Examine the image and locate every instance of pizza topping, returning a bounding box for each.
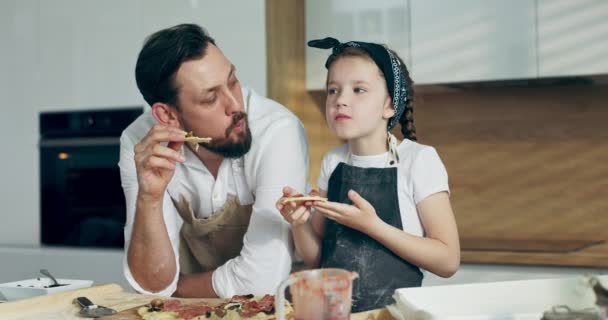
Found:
[230,294,255,302]
[240,294,276,317]
[222,302,241,310]
[140,294,291,319]
[177,305,213,320]
[184,131,212,152]
[159,299,213,320]
[161,299,182,311]
[214,307,226,318]
[150,298,164,310]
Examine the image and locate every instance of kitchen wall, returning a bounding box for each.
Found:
[0,0,266,285]
[0,0,266,246]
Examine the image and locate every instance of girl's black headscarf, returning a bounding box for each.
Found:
[308,37,407,130]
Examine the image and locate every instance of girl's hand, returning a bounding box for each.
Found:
[313,190,382,233]
[276,187,319,227]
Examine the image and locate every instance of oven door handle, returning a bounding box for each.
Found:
[39,137,120,147]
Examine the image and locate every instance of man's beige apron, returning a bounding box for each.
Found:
[173,195,252,274]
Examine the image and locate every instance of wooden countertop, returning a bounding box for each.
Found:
[460,237,608,268]
[0,284,392,320]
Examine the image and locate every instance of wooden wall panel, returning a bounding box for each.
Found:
[414,84,608,242]
[266,0,340,189]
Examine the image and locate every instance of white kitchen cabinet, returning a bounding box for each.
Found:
[0,0,38,104]
[37,0,144,110]
[35,0,268,108]
[0,0,40,246]
[537,0,608,77]
[409,0,537,84]
[140,0,268,96]
[306,0,411,90]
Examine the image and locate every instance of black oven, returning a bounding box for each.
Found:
[40,108,142,248]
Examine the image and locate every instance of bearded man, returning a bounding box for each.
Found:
[118,23,308,298]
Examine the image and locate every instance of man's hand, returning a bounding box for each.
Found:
[313,190,383,234]
[134,124,187,201]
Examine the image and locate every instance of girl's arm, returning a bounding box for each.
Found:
[367,191,460,277]
[292,189,327,268]
[276,189,327,268]
[314,190,460,277]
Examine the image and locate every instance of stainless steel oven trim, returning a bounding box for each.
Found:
[39,137,120,147]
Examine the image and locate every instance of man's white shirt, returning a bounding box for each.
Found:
[119,87,309,298]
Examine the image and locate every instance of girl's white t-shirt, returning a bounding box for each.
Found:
[317,139,449,237]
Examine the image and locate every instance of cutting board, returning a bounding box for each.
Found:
[460,237,604,253]
[0,283,129,320]
[0,283,392,320]
[99,298,394,320]
[100,297,227,320]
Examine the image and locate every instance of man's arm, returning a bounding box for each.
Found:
[127,193,178,292]
[119,124,186,294]
[212,117,309,297]
[174,272,216,297]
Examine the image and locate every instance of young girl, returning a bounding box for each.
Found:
[276,37,460,312]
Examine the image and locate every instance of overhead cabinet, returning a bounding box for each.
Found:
[306,0,411,90]
[409,0,537,84]
[537,0,608,78]
[305,0,608,88]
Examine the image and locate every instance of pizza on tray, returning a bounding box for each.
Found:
[137,294,293,320]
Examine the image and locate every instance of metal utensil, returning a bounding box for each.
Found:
[541,305,600,320]
[40,269,62,288]
[74,296,117,318]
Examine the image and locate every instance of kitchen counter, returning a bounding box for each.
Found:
[391,275,608,318]
[0,284,391,320]
[460,237,608,268]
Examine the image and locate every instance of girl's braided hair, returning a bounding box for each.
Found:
[390,48,417,141]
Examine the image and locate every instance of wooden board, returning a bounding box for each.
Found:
[460,237,604,253]
[462,241,608,268]
[0,284,125,320]
[100,297,226,320]
[102,303,392,320]
[99,297,293,320]
[0,282,392,320]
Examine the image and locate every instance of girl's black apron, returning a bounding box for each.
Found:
[320,162,422,312]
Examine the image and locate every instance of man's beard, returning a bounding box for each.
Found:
[200,112,252,158]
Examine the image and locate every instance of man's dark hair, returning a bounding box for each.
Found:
[135,24,216,108]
